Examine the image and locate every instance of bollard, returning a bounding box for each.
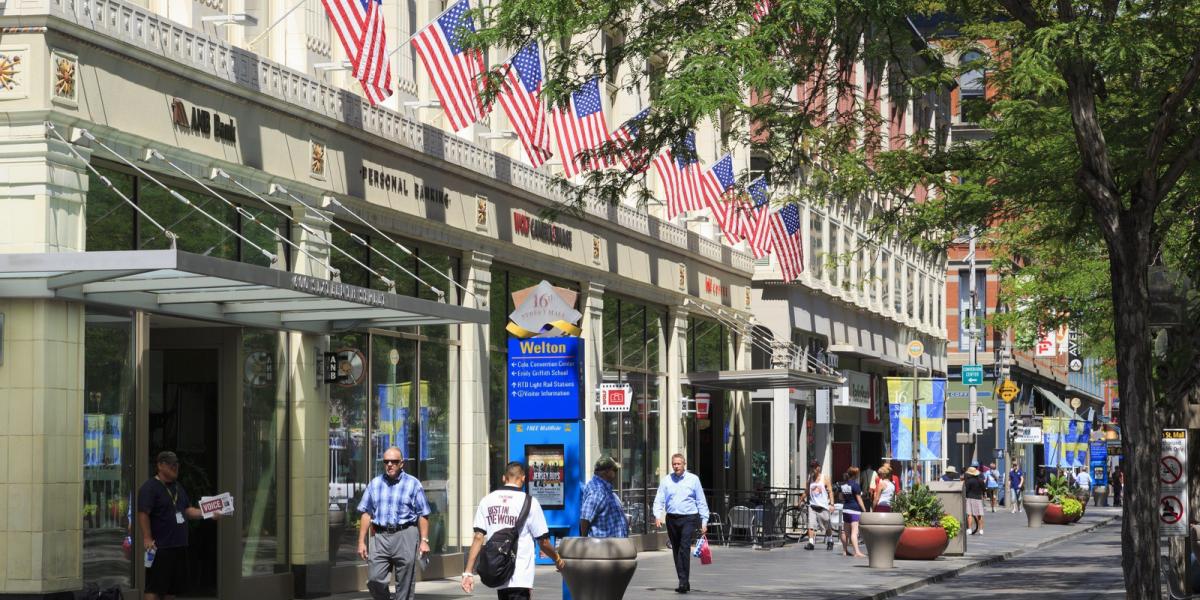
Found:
[1023,494,1050,528]
[860,512,906,569]
[559,537,638,600]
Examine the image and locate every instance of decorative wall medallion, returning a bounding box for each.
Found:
[592,237,601,262]
[53,54,77,100]
[678,264,686,291]
[310,140,325,178]
[475,195,488,227]
[745,288,751,308]
[0,52,22,92]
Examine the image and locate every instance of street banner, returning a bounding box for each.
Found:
[1160,430,1188,537]
[1043,417,1091,469]
[886,378,946,461]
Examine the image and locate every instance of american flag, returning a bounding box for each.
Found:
[751,0,773,21]
[656,132,707,219]
[611,108,651,173]
[551,78,615,178]
[497,42,551,168]
[700,154,747,243]
[745,177,773,258]
[411,0,487,132]
[321,0,393,104]
[768,203,804,281]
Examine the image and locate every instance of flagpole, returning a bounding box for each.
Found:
[247,0,310,48]
[388,0,476,60]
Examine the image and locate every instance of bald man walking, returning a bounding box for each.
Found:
[357,447,431,600]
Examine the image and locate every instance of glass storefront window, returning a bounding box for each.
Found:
[332,229,371,288]
[240,329,289,576]
[418,338,458,553]
[83,308,136,589]
[139,186,238,260]
[86,167,136,251]
[329,332,369,565]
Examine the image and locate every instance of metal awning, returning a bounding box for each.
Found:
[683,368,844,391]
[0,250,487,334]
[1034,386,1078,419]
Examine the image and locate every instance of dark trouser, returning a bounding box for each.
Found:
[498,588,531,600]
[666,513,701,588]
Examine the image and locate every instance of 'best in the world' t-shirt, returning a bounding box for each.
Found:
[472,486,550,590]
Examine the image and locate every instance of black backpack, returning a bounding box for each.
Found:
[475,492,533,588]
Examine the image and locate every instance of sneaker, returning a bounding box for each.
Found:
[978,530,983,535]
[805,542,815,550]
[968,530,976,535]
[826,541,834,551]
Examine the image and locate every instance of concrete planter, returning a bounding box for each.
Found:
[559,537,638,600]
[1023,494,1050,528]
[860,512,906,568]
[895,526,949,560]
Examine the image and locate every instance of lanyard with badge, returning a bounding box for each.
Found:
[162,480,185,524]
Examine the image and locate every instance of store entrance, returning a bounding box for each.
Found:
[147,321,234,597]
[148,347,220,597]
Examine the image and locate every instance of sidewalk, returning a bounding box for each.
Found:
[324,506,1121,600]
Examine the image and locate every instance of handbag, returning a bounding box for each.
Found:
[697,535,713,565]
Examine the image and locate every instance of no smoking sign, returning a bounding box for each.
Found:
[1160,455,1183,485]
[1159,429,1189,537]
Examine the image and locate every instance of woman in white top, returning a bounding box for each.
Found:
[804,462,834,550]
[872,465,896,512]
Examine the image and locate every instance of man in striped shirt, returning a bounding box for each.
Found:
[357,447,432,600]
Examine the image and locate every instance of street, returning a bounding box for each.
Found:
[327,508,1123,599]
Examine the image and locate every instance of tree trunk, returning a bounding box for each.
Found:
[1108,225,1160,600]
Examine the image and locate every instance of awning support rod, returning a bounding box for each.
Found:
[147,150,340,279]
[46,124,178,246]
[80,130,278,265]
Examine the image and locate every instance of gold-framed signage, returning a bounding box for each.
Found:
[506,280,582,338]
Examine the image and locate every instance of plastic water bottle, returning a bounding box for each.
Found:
[144,548,156,568]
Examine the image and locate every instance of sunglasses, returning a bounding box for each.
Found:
[383,459,402,465]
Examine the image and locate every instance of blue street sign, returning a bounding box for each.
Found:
[962,365,984,386]
[507,337,583,421]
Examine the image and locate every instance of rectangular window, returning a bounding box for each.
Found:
[83,308,136,588]
[85,166,136,251]
[958,269,986,351]
[139,185,238,260]
[328,332,369,565]
[808,212,825,280]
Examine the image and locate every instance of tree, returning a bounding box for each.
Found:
[471,0,1200,597]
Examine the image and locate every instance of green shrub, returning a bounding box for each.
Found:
[1061,497,1083,518]
[1045,473,1075,504]
[891,485,947,527]
[940,514,961,539]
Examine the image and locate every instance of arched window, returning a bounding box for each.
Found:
[959,50,985,120]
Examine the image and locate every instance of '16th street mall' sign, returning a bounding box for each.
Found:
[1159,429,1189,536]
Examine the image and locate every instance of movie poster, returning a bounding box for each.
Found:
[526,444,565,508]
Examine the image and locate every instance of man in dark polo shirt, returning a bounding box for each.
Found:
[137,451,217,600]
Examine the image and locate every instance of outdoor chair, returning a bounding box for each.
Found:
[1163,562,1200,599]
[706,512,726,546]
[727,506,758,544]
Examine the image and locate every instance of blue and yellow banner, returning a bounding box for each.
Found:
[1043,417,1091,468]
[886,378,946,461]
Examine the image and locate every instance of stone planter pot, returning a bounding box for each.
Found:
[895,526,949,560]
[860,512,906,568]
[1023,494,1050,528]
[559,537,638,600]
[1042,503,1072,525]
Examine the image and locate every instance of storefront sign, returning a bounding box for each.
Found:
[507,281,582,337]
[703,276,725,301]
[513,211,573,249]
[169,98,237,144]
[834,370,870,409]
[291,274,387,306]
[321,352,340,384]
[360,165,451,206]
[1014,426,1042,444]
[695,393,711,419]
[1160,429,1188,536]
[507,337,583,420]
[597,384,632,412]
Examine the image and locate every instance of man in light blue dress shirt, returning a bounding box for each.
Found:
[653,453,708,594]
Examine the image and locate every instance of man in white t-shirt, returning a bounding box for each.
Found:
[1075,467,1092,492]
[461,462,565,599]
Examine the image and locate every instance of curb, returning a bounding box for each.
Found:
[856,514,1120,600]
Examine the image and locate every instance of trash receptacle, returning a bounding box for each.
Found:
[927,481,965,556]
[559,537,638,600]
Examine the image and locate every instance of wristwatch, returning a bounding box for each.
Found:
[422,537,430,543]
[462,572,473,578]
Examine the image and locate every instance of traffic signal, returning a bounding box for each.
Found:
[983,406,994,430]
[1008,418,1020,441]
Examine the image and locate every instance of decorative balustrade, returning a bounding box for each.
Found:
[44,0,755,274]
